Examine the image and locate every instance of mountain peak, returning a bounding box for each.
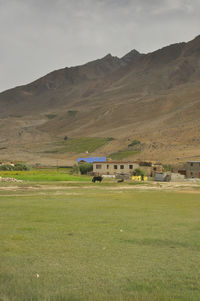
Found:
[121,49,141,63]
[104,53,113,58]
[101,53,116,60]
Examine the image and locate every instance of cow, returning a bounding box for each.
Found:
[92,176,103,183]
[117,179,124,183]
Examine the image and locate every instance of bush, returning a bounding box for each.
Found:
[14,163,30,171]
[79,163,93,175]
[163,164,172,172]
[0,164,14,171]
[128,140,141,147]
[133,168,145,177]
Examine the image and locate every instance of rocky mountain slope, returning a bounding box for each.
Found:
[0,35,200,165]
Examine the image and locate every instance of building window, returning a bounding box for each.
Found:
[191,163,193,166]
[191,172,193,176]
[96,164,102,169]
[107,165,109,169]
[120,165,124,169]
[114,165,118,169]
[129,165,133,169]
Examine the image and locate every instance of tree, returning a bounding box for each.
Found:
[133,168,145,180]
[70,164,79,175]
[163,164,171,172]
[79,163,93,175]
[14,163,30,171]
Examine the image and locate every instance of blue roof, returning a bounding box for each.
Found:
[77,157,106,163]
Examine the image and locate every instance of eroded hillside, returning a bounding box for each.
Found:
[0,35,200,165]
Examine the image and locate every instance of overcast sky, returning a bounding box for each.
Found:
[0,0,200,92]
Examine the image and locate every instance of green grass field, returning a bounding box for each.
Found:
[0,168,91,182]
[0,183,200,301]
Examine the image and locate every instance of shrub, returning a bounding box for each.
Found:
[70,164,80,175]
[128,140,141,147]
[68,110,78,117]
[163,164,172,172]
[79,163,93,175]
[0,164,14,171]
[133,168,145,177]
[14,163,30,171]
[45,114,57,119]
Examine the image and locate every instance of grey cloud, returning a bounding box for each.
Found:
[0,0,200,91]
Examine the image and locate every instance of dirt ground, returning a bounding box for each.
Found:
[0,180,200,194]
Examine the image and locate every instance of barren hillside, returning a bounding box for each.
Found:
[0,35,200,165]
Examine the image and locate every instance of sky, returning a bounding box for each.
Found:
[0,0,200,92]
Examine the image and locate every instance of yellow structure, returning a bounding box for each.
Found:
[131,176,147,181]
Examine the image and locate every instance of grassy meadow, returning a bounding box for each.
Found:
[44,137,112,154]
[0,181,200,301]
[109,150,140,160]
[0,168,91,182]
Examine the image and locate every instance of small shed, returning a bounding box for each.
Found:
[155,172,171,182]
[155,172,185,182]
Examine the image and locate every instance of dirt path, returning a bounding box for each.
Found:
[0,181,200,194]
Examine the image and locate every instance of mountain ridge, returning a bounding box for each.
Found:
[0,34,200,165]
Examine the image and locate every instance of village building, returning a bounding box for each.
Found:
[93,161,139,176]
[186,161,200,178]
[93,160,164,177]
[77,157,106,164]
[137,161,163,177]
[177,169,186,177]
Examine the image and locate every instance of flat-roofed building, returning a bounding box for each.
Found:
[138,161,163,177]
[93,161,139,176]
[186,161,200,178]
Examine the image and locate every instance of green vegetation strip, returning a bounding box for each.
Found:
[0,168,90,182]
[46,137,113,154]
[0,187,200,300]
[109,149,139,160]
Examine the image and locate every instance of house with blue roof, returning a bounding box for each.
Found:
[77,157,106,164]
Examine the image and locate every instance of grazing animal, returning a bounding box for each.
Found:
[92,176,103,183]
[117,179,124,183]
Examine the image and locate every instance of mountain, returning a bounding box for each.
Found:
[0,35,200,165]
